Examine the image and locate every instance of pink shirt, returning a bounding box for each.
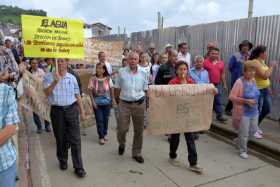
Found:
[203,58,224,84]
[229,78,244,130]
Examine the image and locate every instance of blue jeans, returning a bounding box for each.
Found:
[94,105,111,139]
[0,162,16,187]
[214,84,223,118]
[258,88,272,125]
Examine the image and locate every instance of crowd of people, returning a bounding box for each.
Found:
[0,36,278,186]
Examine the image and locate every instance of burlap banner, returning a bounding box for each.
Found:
[21,71,95,128]
[21,71,51,121]
[147,84,215,135]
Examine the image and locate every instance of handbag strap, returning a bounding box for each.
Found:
[93,77,110,93]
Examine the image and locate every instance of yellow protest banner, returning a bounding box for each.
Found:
[21,15,84,59]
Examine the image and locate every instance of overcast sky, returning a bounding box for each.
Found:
[2,0,280,35]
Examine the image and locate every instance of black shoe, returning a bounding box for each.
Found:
[133,156,144,164]
[217,116,228,122]
[37,129,43,134]
[225,110,232,116]
[169,152,177,160]
[118,146,125,155]
[59,162,68,170]
[74,168,87,178]
[45,126,51,132]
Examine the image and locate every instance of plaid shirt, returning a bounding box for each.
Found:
[0,47,19,86]
[0,83,20,172]
[43,72,80,106]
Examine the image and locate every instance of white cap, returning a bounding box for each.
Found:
[165,43,173,49]
[3,36,15,43]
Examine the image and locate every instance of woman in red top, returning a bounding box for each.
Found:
[168,61,203,174]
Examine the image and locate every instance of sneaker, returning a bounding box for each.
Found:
[257,129,263,135]
[99,139,105,145]
[188,165,203,174]
[104,136,108,141]
[169,158,181,167]
[217,116,228,123]
[254,131,263,139]
[240,152,249,159]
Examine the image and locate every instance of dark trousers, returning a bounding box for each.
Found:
[33,112,50,130]
[169,133,197,166]
[225,82,235,112]
[93,105,111,139]
[258,88,272,125]
[225,100,233,112]
[50,103,83,169]
[214,84,223,118]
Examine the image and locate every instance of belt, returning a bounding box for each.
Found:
[51,102,77,110]
[121,97,145,105]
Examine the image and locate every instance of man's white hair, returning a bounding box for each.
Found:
[128,51,139,59]
[194,55,204,62]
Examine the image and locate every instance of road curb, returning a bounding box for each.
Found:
[210,123,280,163]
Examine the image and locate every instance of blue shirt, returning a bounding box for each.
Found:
[228,52,249,87]
[189,67,210,84]
[242,80,260,117]
[0,83,20,172]
[43,72,80,106]
[114,66,148,101]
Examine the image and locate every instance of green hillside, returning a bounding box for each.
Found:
[0,5,47,25]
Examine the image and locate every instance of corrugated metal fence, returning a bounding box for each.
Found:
[129,15,280,120]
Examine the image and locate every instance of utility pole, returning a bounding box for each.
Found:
[248,0,254,18]
[117,25,120,35]
[157,12,161,30]
[123,27,126,35]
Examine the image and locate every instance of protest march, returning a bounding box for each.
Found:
[1,2,280,187]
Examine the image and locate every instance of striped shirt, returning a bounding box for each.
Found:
[0,83,20,172]
[114,66,148,101]
[43,72,80,106]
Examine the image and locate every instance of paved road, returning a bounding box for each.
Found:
[26,113,280,187]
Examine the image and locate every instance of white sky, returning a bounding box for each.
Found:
[2,0,280,35]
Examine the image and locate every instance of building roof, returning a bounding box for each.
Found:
[91,22,112,30]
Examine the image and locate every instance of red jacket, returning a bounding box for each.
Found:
[169,76,193,85]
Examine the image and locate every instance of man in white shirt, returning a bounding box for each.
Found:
[177,42,192,68]
[95,52,112,76]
